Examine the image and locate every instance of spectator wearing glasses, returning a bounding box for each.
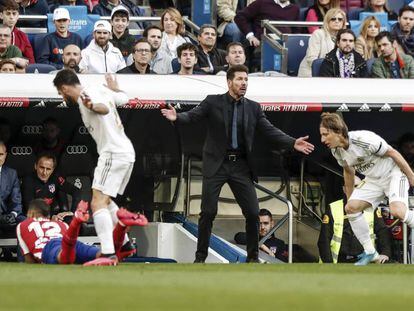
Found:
[298,8,347,77]
[36,8,83,70]
[117,38,153,74]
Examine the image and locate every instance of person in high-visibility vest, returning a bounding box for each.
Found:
[318,199,393,263]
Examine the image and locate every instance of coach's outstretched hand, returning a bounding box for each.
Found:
[294,136,314,155]
[161,104,177,121]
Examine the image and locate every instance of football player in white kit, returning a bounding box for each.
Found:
[53,69,142,265]
[320,113,414,265]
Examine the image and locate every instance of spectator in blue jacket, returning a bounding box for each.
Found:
[14,0,48,28]
[92,0,147,29]
[0,141,25,238]
[36,8,83,69]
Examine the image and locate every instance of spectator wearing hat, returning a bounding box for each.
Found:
[79,20,126,73]
[36,8,83,69]
[110,5,135,57]
[92,0,147,29]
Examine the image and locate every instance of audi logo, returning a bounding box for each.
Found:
[11,146,33,155]
[78,126,93,135]
[66,145,88,154]
[22,125,42,135]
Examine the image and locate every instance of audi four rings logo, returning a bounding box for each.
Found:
[22,125,42,135]
[66,145,88,154]
[78,126,93,134]
[11,146,33,155]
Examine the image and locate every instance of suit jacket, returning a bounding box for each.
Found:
[176,93,295,181]
[0,166,23,216]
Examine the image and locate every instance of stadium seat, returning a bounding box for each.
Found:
[388,0,406,14]
[32,33,48,62]
[171,58,180,73]
[284,34,311,76]
[299,7,309,21]
[26,63,57,73]
[5,146,36,177]
[311,58,324,77]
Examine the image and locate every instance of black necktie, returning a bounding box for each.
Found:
[231,102,238,149]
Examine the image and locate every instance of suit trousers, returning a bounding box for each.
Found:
[195,158,260,261]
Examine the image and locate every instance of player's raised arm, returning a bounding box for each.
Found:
[104,73,129,106]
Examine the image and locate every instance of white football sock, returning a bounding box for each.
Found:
[93,208,115,255]
[348,212,376,254]
[108,200,130,246]
[403,208,414,228]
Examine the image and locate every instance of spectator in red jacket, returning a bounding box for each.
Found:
[0,0,34,63]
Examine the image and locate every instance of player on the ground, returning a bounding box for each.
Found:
[320,113,414,265]
[17,199,147,265]
[52,70,136,265]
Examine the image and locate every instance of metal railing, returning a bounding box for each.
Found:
[254,182,293,264]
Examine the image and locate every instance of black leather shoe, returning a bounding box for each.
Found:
[194,258,206,263]
[245,257,260,263]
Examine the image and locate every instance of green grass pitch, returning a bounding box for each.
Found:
[0,263,412,310]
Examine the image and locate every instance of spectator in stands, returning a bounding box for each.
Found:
[0,25,28,70]
[398,132,414,168]
[305,0,340,34]
[49,0,88,14]
[235,0,300,49]
[50,44,83,74]
[79,20,126,73]
[0,0,34,64]
[22,152,81,215]
[319,29,368,77]
[176,42,200,75]
[36,8,83,70]
[0,59,16,73]
[110,5,135,58]
[33,117,66,160]
[159,7,189,59]
[0,141,25,238]
[142,25,172,74]
[117,38,153,74]
[15,0,48,28]
[361,0,397,20]
[298,8,347,77]
[391,6,414,58]
[355,16,380,60]
[217,0,243,45]
[371,31,414,78]
[216,42,246,75]
[92,0,147,29]
[195,24,227,74]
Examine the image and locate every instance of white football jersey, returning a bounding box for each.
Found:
[77,85,135,161]
[332,130,394,179]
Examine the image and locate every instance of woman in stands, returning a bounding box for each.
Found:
[355,16,380,60]
[306,0,340,34]
[361,0,397,20]
[298,8,347,77]
[159,7,189,59]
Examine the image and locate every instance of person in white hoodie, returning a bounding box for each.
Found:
[79,20,126,73]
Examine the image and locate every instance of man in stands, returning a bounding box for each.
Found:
[371,31,414,78]
[110,5,135,58]
[79,20,126,73]
[391,5,414,58]
[216,42,247,75]
[176,42,200,75]
[117,38,153,74]
[0,141,25,238]
[0,59,16,73]
[17,199,147,265]
[0,25,28,70]
[319,29,368,78]
[195,24,227,74]
[235,0,299,48]
[142,25,172,74]
[0,0,34,64]
[14,0,48,28]
[22,152,81,216]
[92,0,147,30]
[36,8,83,69]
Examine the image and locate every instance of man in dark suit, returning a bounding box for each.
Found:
[161,65,314,262]
[0,141,25,237]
